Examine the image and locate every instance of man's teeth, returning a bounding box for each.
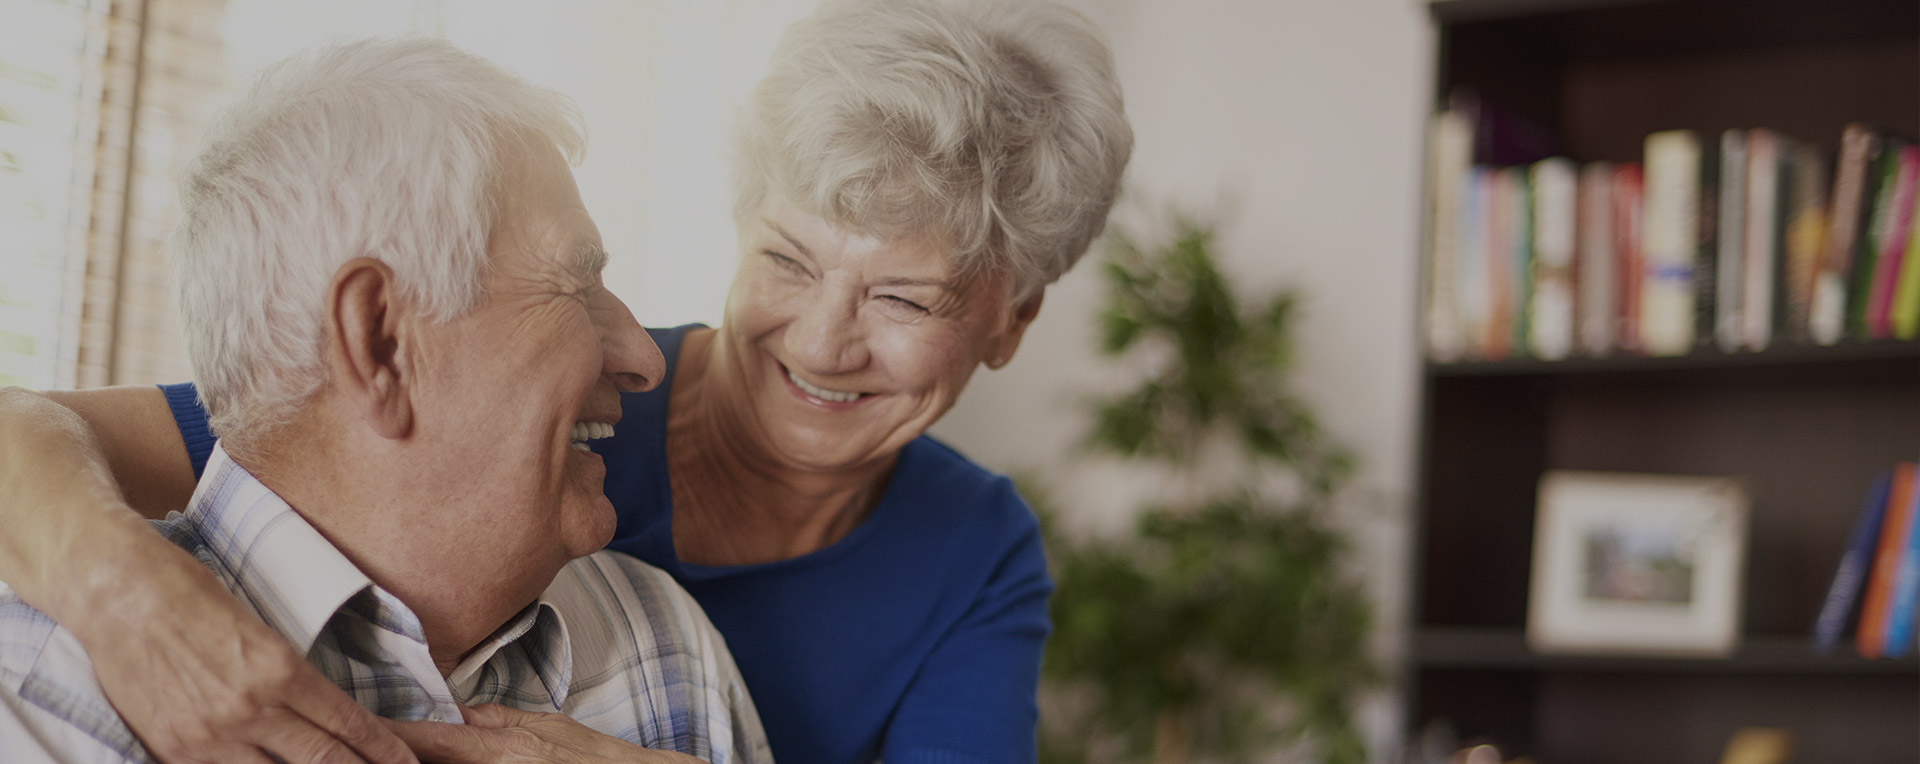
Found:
[569,421,615,449]
[787,369,861,403]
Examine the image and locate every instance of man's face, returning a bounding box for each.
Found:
[405,143,661,575]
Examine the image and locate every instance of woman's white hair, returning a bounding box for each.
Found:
[170,38,584,443]
[733,0,1133,301]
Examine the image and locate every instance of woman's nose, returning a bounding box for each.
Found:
[785,291,868,375]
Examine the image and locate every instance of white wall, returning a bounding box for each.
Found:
[930,0,1434,758]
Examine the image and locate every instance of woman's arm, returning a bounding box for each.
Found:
[880,497,1053,764]
[0,386,416,764]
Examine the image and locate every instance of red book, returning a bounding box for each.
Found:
[1612,164,1645,353]
[1860,462,1918,658]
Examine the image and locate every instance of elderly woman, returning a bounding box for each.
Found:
[0,1,1130,763]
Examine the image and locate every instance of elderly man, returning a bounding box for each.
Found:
[0,39,768,764]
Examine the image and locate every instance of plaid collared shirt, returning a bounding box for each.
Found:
[0,443,770,764]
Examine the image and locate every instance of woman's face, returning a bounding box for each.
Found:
[720,195,1041,473]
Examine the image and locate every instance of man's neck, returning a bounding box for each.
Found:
[227,439,550,677]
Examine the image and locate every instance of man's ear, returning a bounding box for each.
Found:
[985,290,1045,370]
[323,258,412,440]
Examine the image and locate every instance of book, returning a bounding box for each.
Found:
[1859,462,1918,658]
[1852,139,1909,338]
[1642,130,1701,355]
[1742,130,1790,351]
[1695,134,1721,349]
[1812,470,1893,652]
[1884,461,1920,658]
[1896,188,1920,339]
[1810,125,1883,345]
[1488,168,1517,359]
[1531,158,1577,360]
[1425,111,1472,361]
[1579,162,1617,355]
[1511,168,1536,355]
[1782,146,1829,342]
[1866,146,1919,339]
[1613,164,1645,353]
[1716,130,1747,352]
[1460,168,1493,357]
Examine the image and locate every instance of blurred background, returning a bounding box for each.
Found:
[2,0,1915,762]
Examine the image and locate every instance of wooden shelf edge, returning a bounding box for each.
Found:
[1414,627,1920,674]
[1429,0,1674,25]
[1425,339,1920,377]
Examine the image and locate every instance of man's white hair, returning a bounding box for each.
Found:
[171,38,585,443]
[733,0,1133,302]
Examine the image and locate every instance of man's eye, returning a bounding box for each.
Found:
[882,295,928,313]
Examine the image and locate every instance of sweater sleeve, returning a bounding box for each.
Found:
[880,485,1053,764]
[157,382,216,479]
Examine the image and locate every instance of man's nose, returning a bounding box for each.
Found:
[598,289,664,393]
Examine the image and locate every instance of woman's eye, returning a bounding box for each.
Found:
[764,250,809,275]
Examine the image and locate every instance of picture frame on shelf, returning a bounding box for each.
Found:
[1527,470,1750,656]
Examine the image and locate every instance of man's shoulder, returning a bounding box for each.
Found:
[0,587,149,762]
[548,552,710,646]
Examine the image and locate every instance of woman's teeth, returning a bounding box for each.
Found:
[570,421,614,452]
[787,369,861,403]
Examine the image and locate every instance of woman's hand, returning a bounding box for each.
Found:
[383,704,706,764]
[78,521,420,764]
[0,387,415,764]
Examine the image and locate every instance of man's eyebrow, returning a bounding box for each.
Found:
[873,275,957,290]
[575,242,609,278]
[765,220,813,259]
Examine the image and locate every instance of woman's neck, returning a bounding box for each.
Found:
[664,328,893,566]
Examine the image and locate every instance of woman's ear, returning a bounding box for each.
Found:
[323,258,413,439]
[985,291,1045,370]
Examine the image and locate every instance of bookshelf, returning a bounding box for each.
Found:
[1410,1,1920,762]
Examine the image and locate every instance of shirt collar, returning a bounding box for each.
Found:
[185,443,574,704]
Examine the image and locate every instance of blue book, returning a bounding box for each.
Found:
[1883,465,1920,658]
[1813,471,1893,651]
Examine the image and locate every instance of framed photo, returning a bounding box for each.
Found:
[1527,470,1749,656]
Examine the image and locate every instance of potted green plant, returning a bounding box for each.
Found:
[1037,211,1377,764]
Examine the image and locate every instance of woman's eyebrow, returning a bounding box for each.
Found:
[765,220,813,258]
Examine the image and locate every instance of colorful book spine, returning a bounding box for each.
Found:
[1813,471,1894,652]
[1742,130,1784,351]
[1613,164,1645,353]
[1860,463,1918,658]
[1579,162,1617,355]
[1783,147,1829,342]
[1642,131,1701,355]
[1852,139,1907,338]
[1896,188,1920,340]
[1531,158,1577,360]
[1811,125,1882,345]
[1716,130,1747,352]
[1866,146,1919,338]
[1884,461,1920,658]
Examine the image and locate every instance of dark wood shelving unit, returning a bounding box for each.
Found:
[1409,1,1920,763]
